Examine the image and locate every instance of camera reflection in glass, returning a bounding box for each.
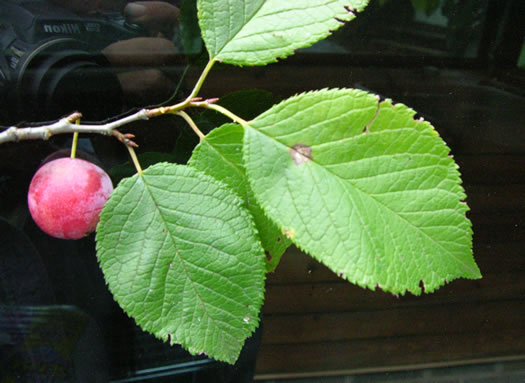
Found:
[0,0,181,123]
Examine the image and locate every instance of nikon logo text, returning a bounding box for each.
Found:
[43,23,81,34]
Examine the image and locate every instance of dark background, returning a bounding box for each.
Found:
[1,0,524,381]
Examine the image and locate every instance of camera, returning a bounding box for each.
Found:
[0,0,147,123]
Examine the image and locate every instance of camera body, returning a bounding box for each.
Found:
[0,0,146,122]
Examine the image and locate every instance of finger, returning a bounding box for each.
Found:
[103,37,179,68]
[124,2,180,35]
[117,69,176,106]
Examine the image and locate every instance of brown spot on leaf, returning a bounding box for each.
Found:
[290,144,312,166]
[265,250,272,262]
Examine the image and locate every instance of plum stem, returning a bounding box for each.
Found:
[71,122,79,159]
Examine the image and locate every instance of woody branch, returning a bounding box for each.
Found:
[0,109,153,145]
[0,96,225,147]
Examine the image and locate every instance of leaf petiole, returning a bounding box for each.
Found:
[145,59,217,118]
[187,58,216,102]
[126,145,143,175]
[192,101,248,126]
[175,111,205,140]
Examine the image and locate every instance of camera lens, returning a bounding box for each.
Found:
[17,39,123,121]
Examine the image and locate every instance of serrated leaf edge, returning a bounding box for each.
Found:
[199,1,370,66]
[243,88,479,295]
[96,162,266,363]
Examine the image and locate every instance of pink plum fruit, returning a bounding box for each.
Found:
[28,157,113,239]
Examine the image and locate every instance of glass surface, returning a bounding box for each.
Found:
[323,0,488,59]
[0,0,523,382]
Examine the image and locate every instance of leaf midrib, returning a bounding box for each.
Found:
[245,117,476,278]
[137,171,232,356]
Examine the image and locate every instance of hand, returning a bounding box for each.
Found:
[49,0,181,107]
[103,2,181,106]
[123,1,180,39]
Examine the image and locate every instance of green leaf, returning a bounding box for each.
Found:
[189,123,290,272]
[198,0,370,66]
[243,88,481,295]
[96,163,266,363]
